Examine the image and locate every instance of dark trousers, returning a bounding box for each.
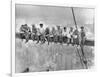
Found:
[63,36,68,43]
[54,35,58,43]
[59,35,63,43]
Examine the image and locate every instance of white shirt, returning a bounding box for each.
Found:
[62,30,67,36]
[39,27,44,34]
[37,27,45,35]
[67,31,74,38]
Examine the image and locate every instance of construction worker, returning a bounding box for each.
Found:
[62,27,68,43]
[80,26,86,45]
[51,27,56,43]
[20,25,25,33]
[79,26,88,68]
[51,27,56,36]
[45,27,50,44]
[73,28,79,45]
[68,27,74,45]
[31,24,37,34]
[31,24,37,41]
[56,25,63,44]
[37,23,45,44]
[20,24,31,43]
[20,24,30,33]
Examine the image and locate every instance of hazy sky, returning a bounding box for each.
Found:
[15,4,94,39]
[16,4,94,24]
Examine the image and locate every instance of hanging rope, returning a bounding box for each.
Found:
[71,7,88,69]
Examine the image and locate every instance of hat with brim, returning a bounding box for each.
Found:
[40,23,43,27]
[81,26,84,29]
